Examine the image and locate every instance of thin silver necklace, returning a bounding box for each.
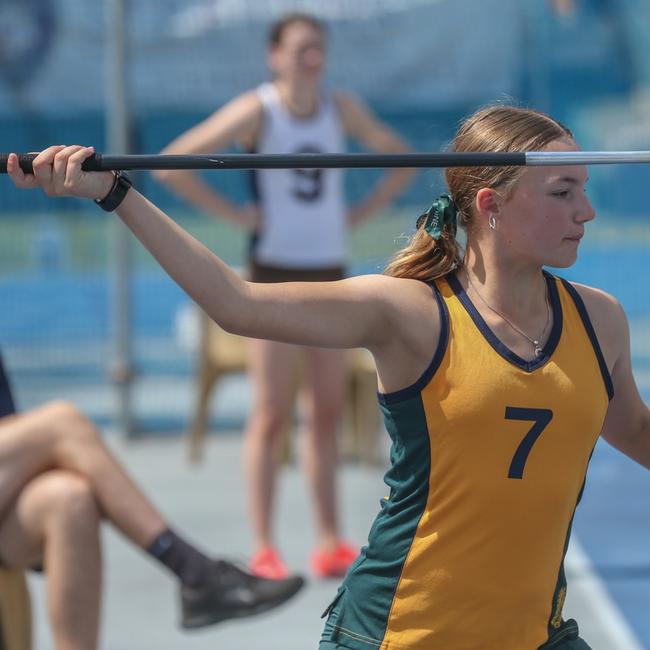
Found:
[464,271,551,358]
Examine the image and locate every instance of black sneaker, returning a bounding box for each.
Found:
[180,559,305,629]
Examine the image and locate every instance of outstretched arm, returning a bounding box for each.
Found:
[110,186,394,349]
[7,146,398,353]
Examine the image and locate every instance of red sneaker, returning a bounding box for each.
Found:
[311,542,358,579]
[249,546,290,580]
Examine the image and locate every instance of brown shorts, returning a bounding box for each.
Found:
[248,261,345,284]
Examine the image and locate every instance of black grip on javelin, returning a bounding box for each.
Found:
[0,152,104,174]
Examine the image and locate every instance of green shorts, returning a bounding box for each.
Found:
[548,638,592,650]
[540,618,592,650]
[318,616,592,650]
[319,634,591,650]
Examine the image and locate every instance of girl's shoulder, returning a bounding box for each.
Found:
[563,279,623,319]
[564,280,627,370]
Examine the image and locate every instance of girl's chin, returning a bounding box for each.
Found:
[544,253,578,269]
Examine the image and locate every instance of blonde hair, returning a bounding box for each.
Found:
[385,105,573,282]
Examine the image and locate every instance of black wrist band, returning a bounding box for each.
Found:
[94,170,132,212]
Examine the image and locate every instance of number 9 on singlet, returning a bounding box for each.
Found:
[292,145,324,202]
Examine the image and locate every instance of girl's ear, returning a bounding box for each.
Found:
[475,187,501,217]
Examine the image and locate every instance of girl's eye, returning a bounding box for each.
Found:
[552,190,570,198]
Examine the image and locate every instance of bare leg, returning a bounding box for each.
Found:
[0,402,165,548]
[0,404,305,637]
[243,339,298,550]
[300,347,346,551]
[0,470,102,650]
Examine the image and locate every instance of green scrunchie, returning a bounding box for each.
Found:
[416,193,458,240]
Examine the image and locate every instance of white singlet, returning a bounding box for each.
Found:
[250,82,347,269]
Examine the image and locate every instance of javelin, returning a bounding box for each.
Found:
[1,151,650,174]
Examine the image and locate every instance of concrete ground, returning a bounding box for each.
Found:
[25,430,644,650]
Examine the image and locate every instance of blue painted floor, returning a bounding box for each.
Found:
[573,435,650,647]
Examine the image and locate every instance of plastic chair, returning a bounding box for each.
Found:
[186,309,382,465]
[0,568,31,650]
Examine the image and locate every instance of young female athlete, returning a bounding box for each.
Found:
[154,11,414,580]
[8,103,649,649]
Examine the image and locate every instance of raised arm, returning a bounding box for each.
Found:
[7,146,438,387]
[152,91,263,230]
[114,185,394,350]
[335,91,416,226]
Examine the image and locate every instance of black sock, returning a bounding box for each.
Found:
[146,528,213,587]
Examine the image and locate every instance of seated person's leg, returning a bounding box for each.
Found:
[0,470,101,650]
[0,400,165,547]
[0,403,304,632]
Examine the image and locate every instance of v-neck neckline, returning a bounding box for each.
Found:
[445,271,563,373]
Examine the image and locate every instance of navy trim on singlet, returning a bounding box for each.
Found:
[446,270,563,373]
[377,281,449,406]
[558,278,614,401]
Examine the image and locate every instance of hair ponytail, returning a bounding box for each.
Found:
[386,104,573,282]
[384,221,462,282]
[385,193,463,281]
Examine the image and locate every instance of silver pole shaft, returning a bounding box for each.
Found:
[526,151,650,165]
[106,0,134,437]
[6,150,650,172]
